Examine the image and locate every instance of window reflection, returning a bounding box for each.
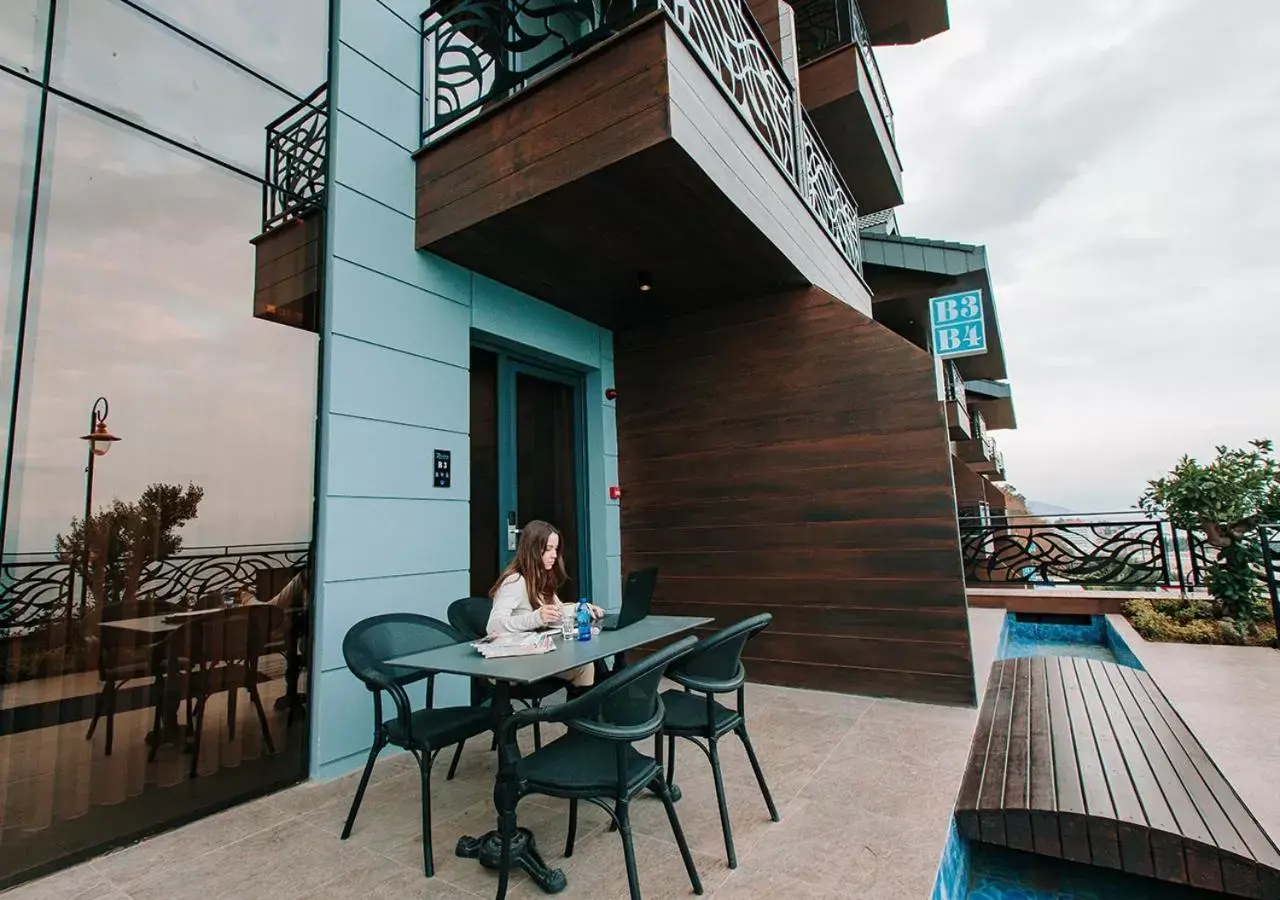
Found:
[138,0,328,98]
[52,0,301,172]
[0,73,40,505]
[0,0,48,77]
[0,93,318,882]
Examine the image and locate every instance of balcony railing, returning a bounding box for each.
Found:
[791,0,894,140]
[970,408,987,444]
[944,361,968,414]
[262,84,329,233]
[419,0,863,275]
[1263,524,1280,632]
[0,543,310,634]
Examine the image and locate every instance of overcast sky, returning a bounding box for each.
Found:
[876,0,1280,513]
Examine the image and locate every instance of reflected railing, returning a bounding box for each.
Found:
[418,0,863,275]
[262,83,329,233]
[0,542,310,635]
[790,0,894,139]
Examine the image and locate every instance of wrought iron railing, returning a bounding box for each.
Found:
[944,361,967,413]
[262,83,329,233]
[959,514,1275,604]
[418,0,863,275]
[1263,524,1280,630]
[791,0,894,139]
[970,408,987,444]
[0,543,310,633]
[986,439,1004,475]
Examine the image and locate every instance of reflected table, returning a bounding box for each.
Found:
[389,614,711,894]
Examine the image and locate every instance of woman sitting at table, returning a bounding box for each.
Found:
[488,520,603,690]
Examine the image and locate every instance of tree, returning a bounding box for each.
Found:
[55,482,204,617]
[1138,440,1280,626]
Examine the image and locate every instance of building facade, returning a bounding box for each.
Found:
[0,0,1015,886]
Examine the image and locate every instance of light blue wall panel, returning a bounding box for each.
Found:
[323,496,469,583]
[327,336,468,430]
[328,258,470,364]
[327,415,469,501]
[333,43,418,151]
[329,187,471,301]
[473,275,601,367]
[316,569,470,673]
[330,114,415,216]
[312,0,622,780]
[337,0,419,88]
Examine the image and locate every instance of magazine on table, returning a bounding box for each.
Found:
[472,632,557,659]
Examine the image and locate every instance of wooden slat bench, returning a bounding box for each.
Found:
[956,656,1280,899]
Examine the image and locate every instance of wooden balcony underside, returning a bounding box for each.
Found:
[415,15,870,328]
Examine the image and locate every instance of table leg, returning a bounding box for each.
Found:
[455,681,567,895]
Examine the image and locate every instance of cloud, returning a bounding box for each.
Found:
[876,0,1280,511]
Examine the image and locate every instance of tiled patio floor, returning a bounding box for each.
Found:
[0,688,977,900]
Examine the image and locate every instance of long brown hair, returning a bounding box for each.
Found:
[489,519,567,606]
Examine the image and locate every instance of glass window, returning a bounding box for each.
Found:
[51,0,303,173]
[139,0,328,98]
[0,73,41,507]
[0,95,318,881]
[0,0,48,77]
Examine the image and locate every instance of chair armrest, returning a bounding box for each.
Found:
[566,706,664,742]
[667,661,746,695]
[363,666,415,736]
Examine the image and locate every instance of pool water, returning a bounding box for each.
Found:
[968,844,1225,900]
[996,613,1143,670]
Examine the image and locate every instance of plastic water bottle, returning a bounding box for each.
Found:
[576,599,591,642]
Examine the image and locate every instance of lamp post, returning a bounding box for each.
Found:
[76,397,120,620]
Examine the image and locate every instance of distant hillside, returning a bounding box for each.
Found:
[1025,500,1072,517]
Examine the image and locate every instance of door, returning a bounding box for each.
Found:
[470,346,589,599]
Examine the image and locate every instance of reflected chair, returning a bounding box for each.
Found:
[341,613,497,877]
[175,604,280,778]
[85,626,156,756]
[660,613,779,868]
[493,635,703,900]
[446,596,563,770]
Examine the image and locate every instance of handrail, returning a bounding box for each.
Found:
[418,0,863,275]
[262,83,329,233]
[944,360,967,412]
[791,0,894,140]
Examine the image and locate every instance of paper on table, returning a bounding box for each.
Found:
[472,632,557,659]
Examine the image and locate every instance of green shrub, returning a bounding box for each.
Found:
[1124,597,1277,647]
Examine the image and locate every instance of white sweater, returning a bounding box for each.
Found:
[487,574,568,636]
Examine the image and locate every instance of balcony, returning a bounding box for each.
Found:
[793,0,902,213]
[857,0,949,45]
[250,84,328,334]
[943,360,970,441]
[955,408,1004,479]
[414,0,871,327]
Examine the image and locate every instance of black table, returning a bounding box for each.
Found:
[388,614,710,894]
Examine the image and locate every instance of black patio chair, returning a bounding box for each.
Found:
[661,613,779,868]
[446,596,565,770]
[341,613,497,877]
[493,635,703,900]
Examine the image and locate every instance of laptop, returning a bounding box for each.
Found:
[599,567,659,631]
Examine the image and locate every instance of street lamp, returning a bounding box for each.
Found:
[76,397,120,619]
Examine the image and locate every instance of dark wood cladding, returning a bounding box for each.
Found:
[746,0,784,62]
[952,455,988,507]
[615,286,975,705]
[957,656,1280,898]
[250,210,322,333]
[414,15,866,328]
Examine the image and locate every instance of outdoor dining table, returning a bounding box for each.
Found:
[387,614,712,893]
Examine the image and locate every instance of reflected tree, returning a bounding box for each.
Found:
[55,482,204,620]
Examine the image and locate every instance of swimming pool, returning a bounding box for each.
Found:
[995,613,1143,670]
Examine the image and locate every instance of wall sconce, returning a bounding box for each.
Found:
[605,388,617,401]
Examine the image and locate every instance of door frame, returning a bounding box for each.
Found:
[475,340,593,600]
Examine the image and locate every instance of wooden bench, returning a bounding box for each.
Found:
[956,655,1280,899]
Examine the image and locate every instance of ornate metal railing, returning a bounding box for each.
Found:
[791,0,894,139]
[0,543,310,633]
[263,83,329,233]
[944,361,967,411]
[419,0,863,275]
[1263,524,1280,629]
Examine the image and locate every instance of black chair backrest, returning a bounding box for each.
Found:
[667,613,772,688]
[447,597,492,641]
[342,613,462,688]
